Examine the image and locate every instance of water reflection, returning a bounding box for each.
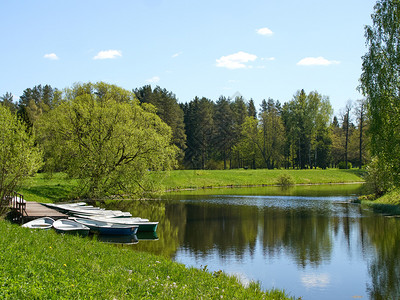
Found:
[103,184,400,300]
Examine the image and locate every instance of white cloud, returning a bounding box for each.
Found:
[93,50,122,60]
[216,51,257,70]
[146,76,160,83]
[301,273,330,288]
[172,52,183,58]
[256,27,274,36]
[297,56,340,66]
[261,57,275,61]
[44,53,59,60]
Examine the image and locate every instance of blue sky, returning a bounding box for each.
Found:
[1,0,376,114]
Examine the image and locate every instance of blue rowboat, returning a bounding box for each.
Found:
[71,218,138,236]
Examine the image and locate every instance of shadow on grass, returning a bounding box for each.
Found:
[20,185,77,202]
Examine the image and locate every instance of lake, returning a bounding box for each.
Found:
[105,184,400,300]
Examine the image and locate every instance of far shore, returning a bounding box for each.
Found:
[18,169,366,203]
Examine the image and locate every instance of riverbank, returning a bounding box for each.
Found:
[359,188,400,215]
[0,220,295,299]
[19,169,365,202]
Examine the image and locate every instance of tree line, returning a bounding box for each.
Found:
[136,85,370,170]
[1,83,370,172]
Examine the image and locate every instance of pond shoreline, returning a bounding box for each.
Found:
[165,181,366,192]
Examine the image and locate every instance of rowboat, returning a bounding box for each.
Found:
[75,215,158,232]
[43,203,132,218]
[21,217,55,229]
[53,219,90,237]
[71,218,138,236]
[74,214,149,222]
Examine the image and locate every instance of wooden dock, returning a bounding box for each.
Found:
[22,202,67,222]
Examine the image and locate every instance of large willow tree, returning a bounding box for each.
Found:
[360,0,400,192]
[37,82,177,199]
[0,105,41,212]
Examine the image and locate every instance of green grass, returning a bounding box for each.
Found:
[18,173,79,203]
[159,168,365,190]
[359,188,400,215]
[0,220,296,299]
[18,169,365,203]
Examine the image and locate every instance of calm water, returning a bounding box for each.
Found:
[105,185,400,300]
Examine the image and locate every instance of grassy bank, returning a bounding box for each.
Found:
[18,173,79,203]
[0,220,295,299]
[359,188,400,215]
[160,169,365,190]
[18,169,365,203]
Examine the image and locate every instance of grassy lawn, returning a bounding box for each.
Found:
[0,220,295,299]
[18,173,79,203]
[159,168,365,190]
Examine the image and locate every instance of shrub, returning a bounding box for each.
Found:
[365,156,394,196]
[338,161,352,169]
[276,174,295,186]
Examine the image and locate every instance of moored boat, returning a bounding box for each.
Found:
[71,217,138,236]
[53,219,90,236]
[47,204,132,218]
[21,217,55,229]
[75,215,158,232]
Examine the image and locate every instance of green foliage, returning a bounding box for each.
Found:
[360,0,400,190]
[373,188,400,206]
[338,161,352,169]
[282,90,333,169]
[0,92,17,113]
[134,85,187,156]
[183,97,215,169]
[258,99,285,168]
[365,156,394,196]
[276,174,295,186]
[214,96,235,169]
[0,220,295,299]
[36,82,177,199]
[0,106,42,213]
[17,84,60,129]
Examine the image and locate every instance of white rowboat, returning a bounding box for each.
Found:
[22,217,55,229]
[53,219,90,236]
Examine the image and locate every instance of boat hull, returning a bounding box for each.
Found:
[76,215,158,232]
[72,218,138,236]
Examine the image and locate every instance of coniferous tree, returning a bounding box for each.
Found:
[18,84,58,129]
[214,96,234,169]
[183,97,214,169]
[247,99,257,119]
[0,92,17,113]
[134,85,186,154]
